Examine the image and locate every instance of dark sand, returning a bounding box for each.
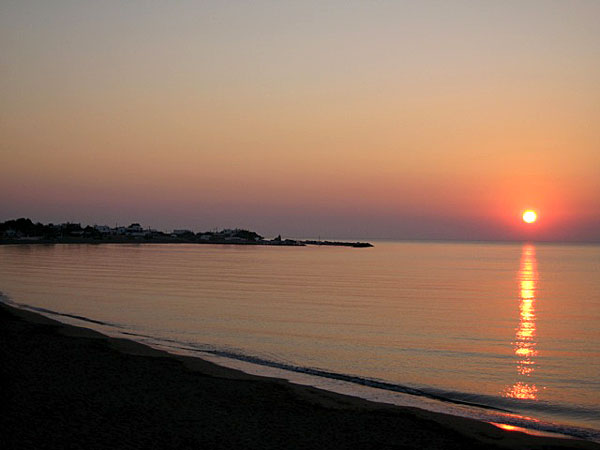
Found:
[1,303,598,450]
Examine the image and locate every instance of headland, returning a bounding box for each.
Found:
[0,218,372,248]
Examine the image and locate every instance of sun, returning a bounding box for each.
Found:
[522,210,537,224]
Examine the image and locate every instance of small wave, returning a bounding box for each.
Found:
[149,340,507,412]
[0,292,120,328]
[149,339,600,443]
[425,387,600,421]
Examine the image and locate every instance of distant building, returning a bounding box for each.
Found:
[125,223,149,237]
[94,225,111,234]
[126,223,143,233]
[171,229,195,239]
[114,226,127,235]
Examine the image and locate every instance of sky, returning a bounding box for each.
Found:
[1,0,599,241]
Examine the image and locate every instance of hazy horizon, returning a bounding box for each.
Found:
[2,1,599,242]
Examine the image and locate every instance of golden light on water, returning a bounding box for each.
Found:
[504,244,539,400]
[506,382,539,400]
[522,210,538,224]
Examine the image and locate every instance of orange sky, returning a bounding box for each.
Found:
[1,1,599,240]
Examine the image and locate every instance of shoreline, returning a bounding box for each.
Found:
[1,302,598,449]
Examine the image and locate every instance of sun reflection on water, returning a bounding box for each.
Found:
[504,244,539,400]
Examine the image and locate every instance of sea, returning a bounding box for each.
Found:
[0,241,598,442]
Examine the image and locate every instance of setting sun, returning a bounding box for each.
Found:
[522,210,538,224]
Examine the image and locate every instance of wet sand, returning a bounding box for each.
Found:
[1,302,597,450]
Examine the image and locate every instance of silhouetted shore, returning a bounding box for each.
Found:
[0,218,372,247]
[0,237,373,247]
[1,302,597,450]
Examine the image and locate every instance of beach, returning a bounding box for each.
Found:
[3,0,598,446]
[1,302,597,450]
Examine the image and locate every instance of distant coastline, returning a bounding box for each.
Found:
[0,218,373,248]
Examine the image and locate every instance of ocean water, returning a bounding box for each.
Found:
[0,242,598,442]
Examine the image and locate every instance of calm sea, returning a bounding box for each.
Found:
[1,242,598,441]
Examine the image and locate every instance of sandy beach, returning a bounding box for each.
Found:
[1,302,597,450]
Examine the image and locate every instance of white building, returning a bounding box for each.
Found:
[94,225,111,234]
